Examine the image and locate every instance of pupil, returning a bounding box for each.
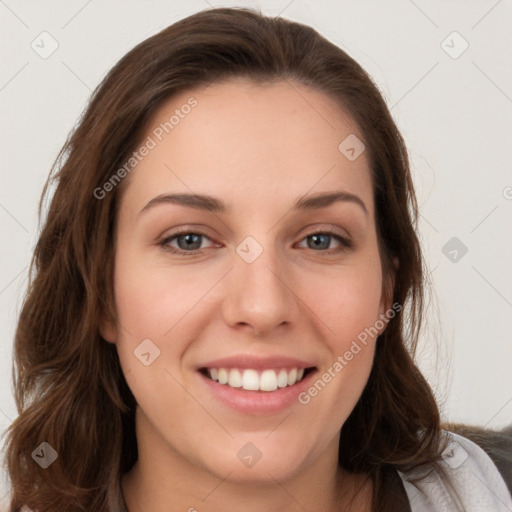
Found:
[178,234,201,250]
[310,234,329,250]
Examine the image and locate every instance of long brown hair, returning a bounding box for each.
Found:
[3,7,456,511]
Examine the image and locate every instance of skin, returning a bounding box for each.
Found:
[101,78,393,511]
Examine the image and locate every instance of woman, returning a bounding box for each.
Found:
[3,7,511,512]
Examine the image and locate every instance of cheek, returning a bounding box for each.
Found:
[111,246,228,399]
[111,250,203,421]
[302,261,384,348]
[294,255,383,414]
[113,246,215,338]
[296,270,381,441]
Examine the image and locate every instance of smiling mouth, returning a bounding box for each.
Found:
[200,366,316,392]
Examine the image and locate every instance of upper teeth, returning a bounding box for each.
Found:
[208,367,305,391]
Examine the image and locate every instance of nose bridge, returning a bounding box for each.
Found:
[222,235,295,335]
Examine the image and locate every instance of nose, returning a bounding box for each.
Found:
[221,245,297,337]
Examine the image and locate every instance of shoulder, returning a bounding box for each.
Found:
[443,422,512,495]
[397,426,512,512]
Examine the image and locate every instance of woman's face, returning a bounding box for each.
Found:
[104,78,392,484]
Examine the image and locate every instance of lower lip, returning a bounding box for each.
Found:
[199,370,316,415]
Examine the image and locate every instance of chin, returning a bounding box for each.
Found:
[195,434,317,484]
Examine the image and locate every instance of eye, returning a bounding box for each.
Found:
[159,230,215,255]
[297,230,352,253]
[158,228,353,257]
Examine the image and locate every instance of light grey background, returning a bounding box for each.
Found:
[1,0,511,504]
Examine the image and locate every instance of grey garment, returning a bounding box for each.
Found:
[398,430,512,512]
[443,423,512,496]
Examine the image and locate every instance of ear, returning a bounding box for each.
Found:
[100,316,118,344]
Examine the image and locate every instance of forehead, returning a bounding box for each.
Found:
[121,78,373,217]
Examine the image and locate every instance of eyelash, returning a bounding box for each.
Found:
[158,227,353,257]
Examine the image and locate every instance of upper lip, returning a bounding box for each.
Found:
[199,354,317,370]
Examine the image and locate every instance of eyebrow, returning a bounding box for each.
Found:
[138,190,367,217]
